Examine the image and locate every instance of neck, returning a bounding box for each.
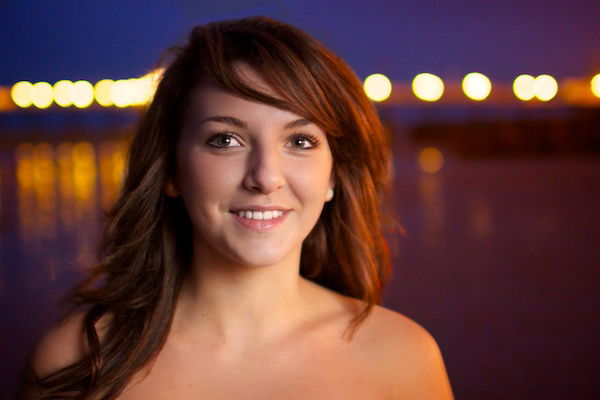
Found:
[172,241,310,345]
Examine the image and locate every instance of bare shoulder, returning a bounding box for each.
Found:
[356,304,438,354]
[299,282,453,397]
[29,312,87,378]
[354,305,455,399]
[29,310,113,378]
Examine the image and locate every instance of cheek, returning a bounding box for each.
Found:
[288,156,332,201]
[177,153,243,206]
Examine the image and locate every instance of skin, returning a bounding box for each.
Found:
[27,65,454,399]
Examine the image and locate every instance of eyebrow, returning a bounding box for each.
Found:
[284,118,313,129]
[199,116,247,128]
[198,116,314,129]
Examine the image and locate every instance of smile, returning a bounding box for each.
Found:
[230,208,290,232]
[234,210,284,220]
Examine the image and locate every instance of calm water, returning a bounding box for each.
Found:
[1,136,599,399]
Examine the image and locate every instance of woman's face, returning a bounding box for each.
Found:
[171,64,334,269]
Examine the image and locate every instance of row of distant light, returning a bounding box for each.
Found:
[9,70,600,109]
[363,72,600,102]
[10,69,164,109]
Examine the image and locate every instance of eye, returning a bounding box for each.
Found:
[288,134,319,150]
[207,133,241,148]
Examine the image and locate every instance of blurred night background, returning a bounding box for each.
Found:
[1,0,599,398]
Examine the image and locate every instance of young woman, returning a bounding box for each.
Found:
[22,16,453,399]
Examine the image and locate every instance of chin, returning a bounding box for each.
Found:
[193,225,304,269]
[236,249,295,268]
[223,241,300,268]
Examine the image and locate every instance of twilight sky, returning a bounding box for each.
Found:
[0,0,598,86]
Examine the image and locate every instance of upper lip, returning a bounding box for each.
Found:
[230,205,291,212]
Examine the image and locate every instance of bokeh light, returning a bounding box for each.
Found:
[94,79,114,107]
[32,142,55,185]
[110,79,133,108]
[513,74,536,101]
[462,72,492,101]
[0,86,13,111]
[592,74,600,98]
[31,82,53,109]
[11,81,33,108]
[363,73,392,102]
[130,78,145,106]
[53,80,73,107]
[146,68,164,90]
[128,78,148,106]
[418,147,444,173]
[535,75,558,101]
[133,76,153,105]
[71,80,94,108]
[72,141,97,201]
[412,73,444,102]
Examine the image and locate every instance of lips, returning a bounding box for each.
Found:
[233,210,284,220]
[230,207,290,232]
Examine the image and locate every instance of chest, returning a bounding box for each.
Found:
[118,340,395,400]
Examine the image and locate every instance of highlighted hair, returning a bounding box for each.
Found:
[31,16,393,399]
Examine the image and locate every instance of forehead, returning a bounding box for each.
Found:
[184,82,305,128]
[183,62,314,131]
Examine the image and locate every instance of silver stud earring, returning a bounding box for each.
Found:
[325,188,334,202]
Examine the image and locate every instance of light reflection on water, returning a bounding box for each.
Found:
[419,173,444,249]
[2,138,129,395]
[467,194,494,239]
[10,139,127,290]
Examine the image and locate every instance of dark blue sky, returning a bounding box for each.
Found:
[1,0,598,86]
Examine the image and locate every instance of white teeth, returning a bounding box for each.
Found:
[235,210,285,220]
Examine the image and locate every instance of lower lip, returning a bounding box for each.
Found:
[231,211,290,232]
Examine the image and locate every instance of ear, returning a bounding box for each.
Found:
[325,178,335,202]
[164,178,180,197]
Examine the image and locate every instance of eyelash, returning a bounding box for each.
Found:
[206,131,241,148]
[206,132,321,150]
[288,133,320,149]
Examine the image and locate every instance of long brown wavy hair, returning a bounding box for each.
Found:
[28,16,393,399]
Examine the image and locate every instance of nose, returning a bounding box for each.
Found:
[242,144,285,194]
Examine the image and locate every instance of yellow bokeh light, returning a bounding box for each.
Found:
[590,74,600,98]
[11,81,34,108]
[32,142,55,185]
[534,75,558,101]
[94,79,114,107]
[0,86,13,111]
[418,147,444,174]
[72,141,95,166]
[128,78,148,106]
[72,141,97,201]
[147,68,164,88]
[462,72,492,101]
[53,80,73,107]
[110,79,133,108]
[363,73,392,102]
[16,143,34,191]
[31,82,54,109]
[513,74,536,101]
[412,73,444,102]
[141,69,162,104]
[591,74,600,98]
[72,80,94,108]
[136,76,154,105]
